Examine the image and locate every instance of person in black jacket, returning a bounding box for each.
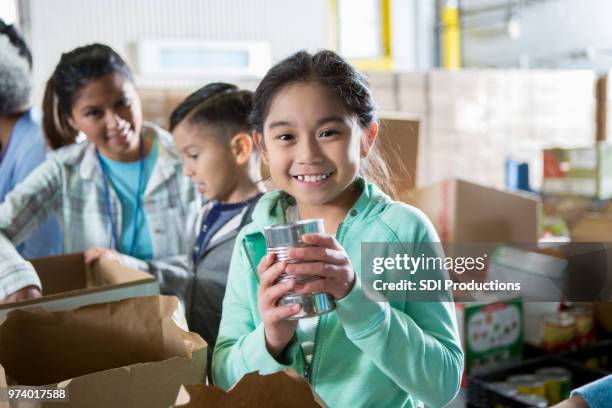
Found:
[170,83,265,379]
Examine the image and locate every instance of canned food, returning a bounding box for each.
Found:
[535,367,571,404]
[264,219,336,320]
[507,374,547,398]
[570,306,595,346]
[487,381,518,397]
[542,312,576,352]
[514,394,549,407]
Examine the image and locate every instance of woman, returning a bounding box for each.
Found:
[0,43,196,304]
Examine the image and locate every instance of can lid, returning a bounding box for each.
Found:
[544,311,576,325]
[263,219,324,248]
[486,382,518,396]
[515,394,548,408]
[507,374,545,386]
[535,367,572,380]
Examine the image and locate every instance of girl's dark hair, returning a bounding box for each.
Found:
[42,43,134,149]
[169,82,253,140]
[250,50,397,198]
[250,50,376,133]
[0,19,32,68]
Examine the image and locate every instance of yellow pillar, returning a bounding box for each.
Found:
[442,1,462,69]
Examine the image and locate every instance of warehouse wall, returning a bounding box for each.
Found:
[20,0,331,102]
[462,0,612,71]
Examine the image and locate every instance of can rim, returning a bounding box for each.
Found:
[263,218,324,232]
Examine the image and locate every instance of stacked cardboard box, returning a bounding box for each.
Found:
[418,69,596,189]
[364,72,398,112]
[138,78,260,129]
[364,69,596,190]
[396,72,429,182]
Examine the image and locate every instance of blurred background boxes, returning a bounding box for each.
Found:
[542,144,612,199]
[377,114,420,196]
[401,178,540,243]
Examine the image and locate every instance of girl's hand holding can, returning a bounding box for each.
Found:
[285,233,355,300]
[257,253,300,359]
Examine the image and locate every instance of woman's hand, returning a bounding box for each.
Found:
[84,246,124,264]
[285,233,355,300]
[1,285,42,304]
[257,253,300,359]
[552,395,589,408]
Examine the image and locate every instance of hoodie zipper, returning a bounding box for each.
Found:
[302,221,346,384]
[303,316,321,383]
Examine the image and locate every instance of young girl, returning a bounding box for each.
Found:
[0,43,195,303]
[212,50,463,407]
[170,83,264,372]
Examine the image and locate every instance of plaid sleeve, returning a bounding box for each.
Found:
[0,233,41,299]
[0,157,63,244]
[0,158,62,298]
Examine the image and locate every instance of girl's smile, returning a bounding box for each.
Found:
[291,171,334,185]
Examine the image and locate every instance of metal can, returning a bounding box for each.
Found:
[542,312,576,352]
[514,394,549,408]
[570,306,595,346]
[535,367,572,405]
[507,374,547,398]
[263,219,336,320]
[487,381,518,398]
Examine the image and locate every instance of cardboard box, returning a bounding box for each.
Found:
[377,114,420,197]
[424,69,595,190]
[365,72,398,111]
[570,212,612,242]
[0,296,206,408]
[401,179,540,243]
[455,297,523,376]
[542,143,612,199]
[173,369,325,408]
[0,253,159,321]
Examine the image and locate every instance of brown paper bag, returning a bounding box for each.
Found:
[173,369,326,408]
[0,296,206,408]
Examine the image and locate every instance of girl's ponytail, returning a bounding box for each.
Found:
[42,77,76,149]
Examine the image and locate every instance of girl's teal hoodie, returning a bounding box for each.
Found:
[212,179,463,407]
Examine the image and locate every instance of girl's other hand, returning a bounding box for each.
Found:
[285,233,355,300]
[84,246,124,265]
[257,253,300,359]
